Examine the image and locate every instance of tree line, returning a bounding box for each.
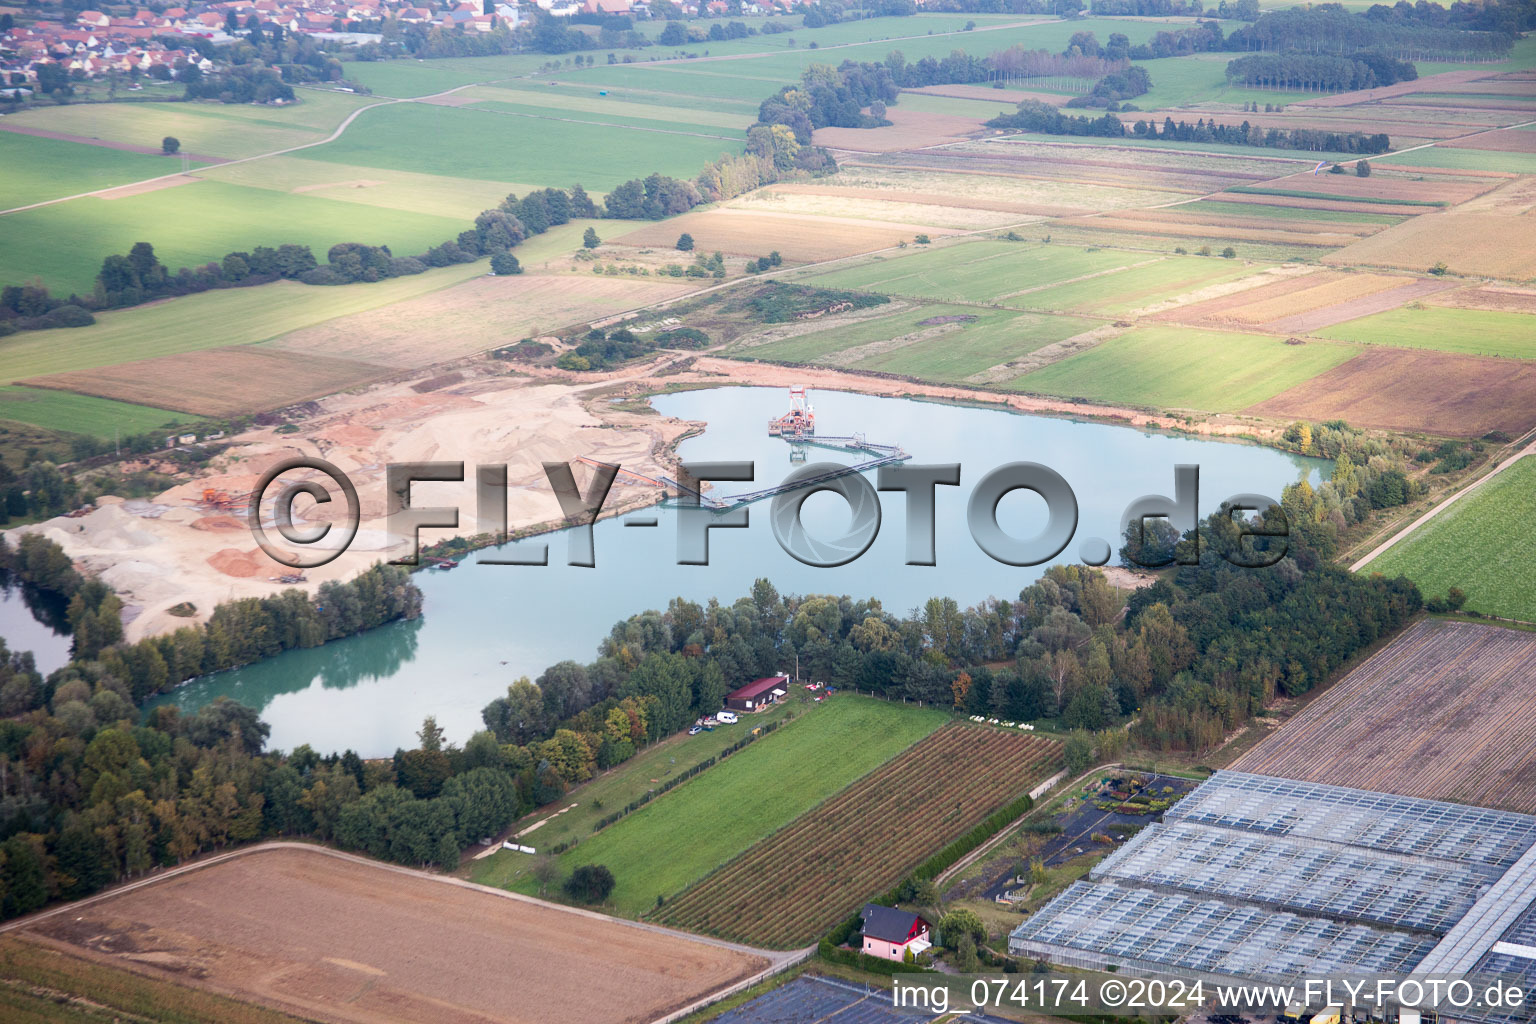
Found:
[1225,52,1418,91]
[990,100,1393,154]
[1225,4,1518,60]
[0,535,422,707]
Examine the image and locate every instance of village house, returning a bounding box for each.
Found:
[858,904,932,962]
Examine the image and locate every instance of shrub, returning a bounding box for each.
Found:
[490,251,523,275]
[564,864,615,903]
[676,232,694,251]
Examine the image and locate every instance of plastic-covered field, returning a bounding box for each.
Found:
[716,977,922,1023]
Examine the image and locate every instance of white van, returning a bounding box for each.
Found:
[716,711,739,724]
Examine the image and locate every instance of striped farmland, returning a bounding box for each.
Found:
[654,723,1061,948]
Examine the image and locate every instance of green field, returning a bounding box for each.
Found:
[0,386,183,437]
[1226,185,1445,208]
[1129,52,1315,109]
[1009,256,1264,315]
[0,132,201,210]
[0,178,467,294]
[1319,305,1536,360]
[469,100,747,141]
[0,263,482,383]
[465,84,753,131]
[1369,457,1536,622]
[1013,325,1360,411]
[1377,145,1536,175]
[806,241,1142,306]
[735,302,1095,380]
[479,695,950,915]
[196,155,517,220]
[0,90,372,160]
[1191,199,1408,226]
[475,703,802,871]
[303,103,738,190]
[850,311,1096,380]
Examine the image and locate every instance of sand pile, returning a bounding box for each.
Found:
[207,548,265,578]
[192,515,247,532]
[55,504,159,551]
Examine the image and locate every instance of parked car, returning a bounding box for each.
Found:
[688,725,702,735]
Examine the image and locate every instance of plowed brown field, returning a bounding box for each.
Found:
[21,347,391,417]
[1232,620,1536,813]
[19,845,769,1024]
[1246,347,1536,436]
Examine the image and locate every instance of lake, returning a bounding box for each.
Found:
[144,386,1328,756]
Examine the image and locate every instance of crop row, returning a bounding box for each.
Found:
[655,724,1060,947]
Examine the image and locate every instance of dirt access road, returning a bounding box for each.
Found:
[1351,432,1536,570]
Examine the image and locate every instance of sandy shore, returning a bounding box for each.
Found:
[11,352,1231,643]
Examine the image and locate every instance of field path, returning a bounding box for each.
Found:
[1351,432,1536,571]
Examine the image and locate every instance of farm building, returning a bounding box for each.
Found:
[859,904,931,961]
[725,675,789,712]
[1011,770,1536,1018]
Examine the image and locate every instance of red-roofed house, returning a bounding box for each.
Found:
[724,675,790,713]
[859,904,932,962]
[76,10,110,27]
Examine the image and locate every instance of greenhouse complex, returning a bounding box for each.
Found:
[1010,771,1536,1020]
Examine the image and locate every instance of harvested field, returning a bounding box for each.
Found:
[21,347,392,417]
[1431,285,1536,314]
[1291,68,1502,108]
[855,147,1231,197]
[614,209,955,262]
[655,725,1061,948]
[762,182,1074,218]
[267,273,700,366]
[18,845,769,1024]
[814,108,983,152]
[904,83,1069,106]
[1455,174,1536,214]
[1129,264,1322,317]
[1261,277,1458,333]
[1150,270,1362,326]
[1251,172,1496,205]
[730,187,1025,230]
[1447,129,1536,153]
[1247,347,1536,436]
[833,161,1184,211]
[1231,620,1536,813]
[1218,272,1419,325]
[1324,212,1536,280]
